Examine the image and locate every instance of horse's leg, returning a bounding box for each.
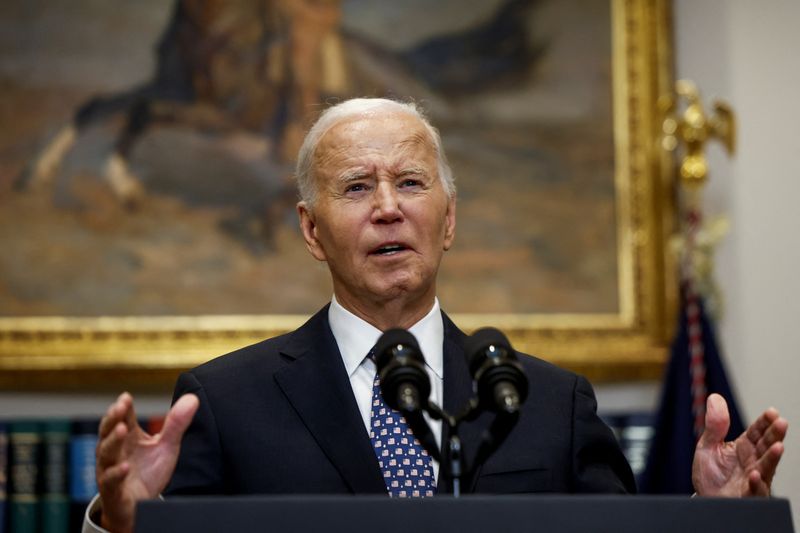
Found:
[103,152,145,207]
[16,124,78,191]
[103,100,151,207]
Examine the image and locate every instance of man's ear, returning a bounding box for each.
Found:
[443,196,456,251]
[297,202,327,262]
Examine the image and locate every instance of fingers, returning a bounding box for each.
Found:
[745,409,787,494]
[755,441,785,487]
[159,393,200,447]
[96,461,136,533]
[698,393,731,448]
[747,469,770,497]
[745,407,780,445]
[97,460,131,498]
[97,392,142,478]
[96,421,129,471]
[98,393,125,439]
[99,392,138,439]
[750,412,788,456]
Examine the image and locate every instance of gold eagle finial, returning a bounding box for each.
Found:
[660,80,736,189]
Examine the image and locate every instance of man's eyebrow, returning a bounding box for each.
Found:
[397,166,425,175]
[339,170,372,183]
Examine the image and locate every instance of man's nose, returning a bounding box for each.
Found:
[371,182,403,223]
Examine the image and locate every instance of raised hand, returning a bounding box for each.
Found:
[692,393,788,497]
[95,392,199,533]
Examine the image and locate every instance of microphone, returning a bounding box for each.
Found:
[373,328,431,413]
[466,328,529,415]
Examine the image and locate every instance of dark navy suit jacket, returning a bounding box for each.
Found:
[165,306,635,495]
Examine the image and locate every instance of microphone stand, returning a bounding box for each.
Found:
[402,397,514,498]
[377,327,526,498]
[425,403,464,496]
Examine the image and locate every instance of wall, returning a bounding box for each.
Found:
[672,0,800,521]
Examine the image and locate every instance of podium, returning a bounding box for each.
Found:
[134,495,794,532]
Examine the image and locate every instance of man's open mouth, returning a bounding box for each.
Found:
[370,243,409,256]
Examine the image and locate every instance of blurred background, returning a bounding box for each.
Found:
[0,0,797,531]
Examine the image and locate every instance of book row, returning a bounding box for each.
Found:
[0,416,164,533]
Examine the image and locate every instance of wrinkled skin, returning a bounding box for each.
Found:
[692,393,787,497]
[96,393,199,533]
[298,110,456,330]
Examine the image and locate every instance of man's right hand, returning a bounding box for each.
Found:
[95,392,199,533]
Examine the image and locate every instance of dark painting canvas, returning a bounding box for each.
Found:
[0,0,616,317]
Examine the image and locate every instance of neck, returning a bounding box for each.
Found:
[333,291,436,331]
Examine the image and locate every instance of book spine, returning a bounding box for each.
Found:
[147,415,166,436]
[9,421,40,533]
[41,420,71,533]
[0,422,8,533]
[68,420,99,533]
[619,412,655,488]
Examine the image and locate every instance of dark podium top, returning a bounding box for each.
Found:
[135,495,795,533]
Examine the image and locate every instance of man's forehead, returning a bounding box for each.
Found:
[316,110,434,154]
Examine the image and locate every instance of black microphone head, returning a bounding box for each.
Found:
[465,327,513,375]
[374,328,423,371]
[465,327,528,413]
[373,328,429,413]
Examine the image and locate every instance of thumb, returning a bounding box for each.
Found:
[160,393,199,447]
[699,393,730,449]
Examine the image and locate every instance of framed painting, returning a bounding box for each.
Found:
[0,0,677,390]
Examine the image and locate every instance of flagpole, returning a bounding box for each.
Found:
[661,79,737,438]
[639,80,743,493]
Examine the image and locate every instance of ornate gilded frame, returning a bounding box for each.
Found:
[0,0,676,390]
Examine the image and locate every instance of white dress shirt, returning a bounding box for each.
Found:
[328,294,444,480]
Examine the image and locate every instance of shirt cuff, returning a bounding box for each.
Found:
[82,494,109,533]
[82,492,166,533]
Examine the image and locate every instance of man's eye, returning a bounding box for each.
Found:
[399,178,421,188]
[345,183,367,193]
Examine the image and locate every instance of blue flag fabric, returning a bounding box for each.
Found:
[639,294,745,494]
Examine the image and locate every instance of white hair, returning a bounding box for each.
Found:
[295,98,455,207]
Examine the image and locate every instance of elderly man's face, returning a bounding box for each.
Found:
[298,110,456,311]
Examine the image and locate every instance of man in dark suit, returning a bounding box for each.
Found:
[163,306,633,497]
[90,98,788,533]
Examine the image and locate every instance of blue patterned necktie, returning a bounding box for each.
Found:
[368,351,436,497]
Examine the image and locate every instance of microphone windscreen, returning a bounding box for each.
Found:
[374,328,421,369]
[465,327,513,373]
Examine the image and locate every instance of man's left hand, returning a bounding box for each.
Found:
[692,393,788,497]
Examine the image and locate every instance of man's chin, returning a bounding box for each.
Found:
[367,276,433,304]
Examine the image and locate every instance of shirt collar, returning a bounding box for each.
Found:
[328,295,444,380]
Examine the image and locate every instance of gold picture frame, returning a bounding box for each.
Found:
[0,0,676,391]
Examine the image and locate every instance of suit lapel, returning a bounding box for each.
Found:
[441,313,485,493]
[272,308,485,495]
[273,307,386,494]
